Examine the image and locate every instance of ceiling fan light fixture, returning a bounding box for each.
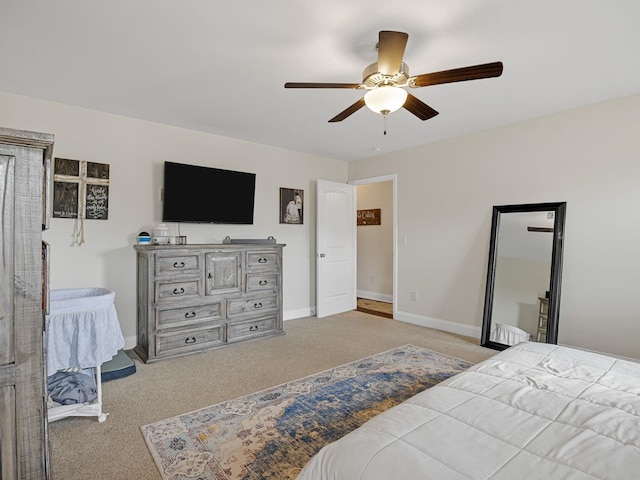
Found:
[364,86,408,115]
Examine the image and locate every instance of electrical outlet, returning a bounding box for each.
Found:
[410,290,418,301]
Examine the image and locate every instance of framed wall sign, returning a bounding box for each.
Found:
[53,158,110,220]
[357,208,381,226]
[280,187,303,224]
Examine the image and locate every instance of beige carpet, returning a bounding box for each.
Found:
[47,311,495,480]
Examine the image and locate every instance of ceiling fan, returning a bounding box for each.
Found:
[285,30,503,132]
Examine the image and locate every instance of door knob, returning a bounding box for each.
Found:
[319,253,326,258]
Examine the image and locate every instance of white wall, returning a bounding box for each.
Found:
[356,181,393,301]
[349,94,640,360]
[4,89,639,360]
[0,91,348,347]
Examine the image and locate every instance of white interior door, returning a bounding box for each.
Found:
[316,179,356,318]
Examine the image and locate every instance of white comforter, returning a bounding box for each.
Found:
[297,342,640,479]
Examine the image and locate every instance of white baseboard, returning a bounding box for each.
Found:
[356,290,393,303]
[394,310,482,339]
[283,305,482,341]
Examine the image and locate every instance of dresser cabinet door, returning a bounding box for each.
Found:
[205,251,242,295]
[0,155,15,366]
[0,155,17,480]
[0,129,53,480]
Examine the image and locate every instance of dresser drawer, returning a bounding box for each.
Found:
[155,278,201,302]
[227,295,277,317]
[157,302,224,328]
[246,251,279,270]
[246,273,278,292]
[155,251,201,276]
[156,324,224,357]
[227,315,278,342]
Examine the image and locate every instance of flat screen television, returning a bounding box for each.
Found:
[162,161,256,224]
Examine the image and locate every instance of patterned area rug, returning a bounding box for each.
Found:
[141,345,472,480]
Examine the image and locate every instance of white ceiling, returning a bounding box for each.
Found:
[2,1,639,161]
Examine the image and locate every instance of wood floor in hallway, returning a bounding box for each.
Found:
[356,297,393,318]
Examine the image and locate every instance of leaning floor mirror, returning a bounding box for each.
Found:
[481,202,566,351]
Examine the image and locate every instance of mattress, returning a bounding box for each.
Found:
[297,342,640,480]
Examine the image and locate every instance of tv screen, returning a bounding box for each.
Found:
[162,161,256,224]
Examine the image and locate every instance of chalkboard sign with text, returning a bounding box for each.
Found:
[53,157,110,220]
[357,208,381,226]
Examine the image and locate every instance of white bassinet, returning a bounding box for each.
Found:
[46,288,125,422]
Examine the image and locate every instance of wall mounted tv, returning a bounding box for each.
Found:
[162,161,256,224]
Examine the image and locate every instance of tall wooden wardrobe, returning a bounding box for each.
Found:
[0,127,54,479]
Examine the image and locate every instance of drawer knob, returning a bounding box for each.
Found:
[173,261,185,268]
[185,311,196,318]
[173,287,185,295]
[258,258,268,263]
[185,336,196,344]
[249,325,259,332]
[254,302,263,309]
[258,280,268,286]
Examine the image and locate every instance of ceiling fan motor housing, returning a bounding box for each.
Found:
[362,62,410,88]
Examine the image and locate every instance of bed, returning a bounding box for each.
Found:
[297,342,640,479]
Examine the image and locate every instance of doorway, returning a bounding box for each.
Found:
[351,175,397,319]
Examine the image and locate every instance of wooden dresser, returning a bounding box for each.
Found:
[134,243,285,363]
[0,127,54,479]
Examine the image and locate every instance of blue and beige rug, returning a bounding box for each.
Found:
[141,344,472,480]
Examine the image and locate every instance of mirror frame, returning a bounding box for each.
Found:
[481,202,566,350]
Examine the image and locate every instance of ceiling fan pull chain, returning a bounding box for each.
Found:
[382,109,389,135]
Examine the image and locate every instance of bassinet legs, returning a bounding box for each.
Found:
[47,365,108,423]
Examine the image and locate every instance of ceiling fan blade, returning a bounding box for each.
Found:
[328,98,366,122]
[403,94,439,121]
[284,82,361,89]
[377,31,409,76]
[411,61,503,87]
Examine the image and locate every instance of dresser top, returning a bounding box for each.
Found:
[134,243,286,251]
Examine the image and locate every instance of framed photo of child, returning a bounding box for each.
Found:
[280,188,303,224]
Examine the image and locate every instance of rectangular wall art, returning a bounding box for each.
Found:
[53,158,110,220]
[357,208,381,226]
[280,188,303,224]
